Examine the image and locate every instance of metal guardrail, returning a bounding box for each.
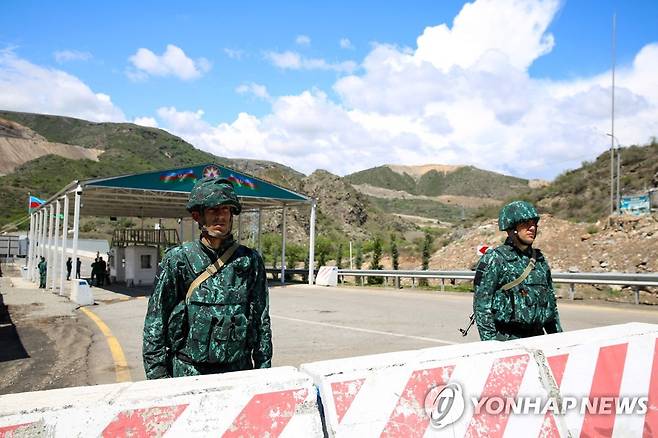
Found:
[266,268,658,304]
[266,268,658,287]
[337,269,658,287]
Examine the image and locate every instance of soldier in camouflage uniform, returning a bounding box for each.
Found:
[473,201,562,341]
[38,256,47,288]
[143,177,272,379]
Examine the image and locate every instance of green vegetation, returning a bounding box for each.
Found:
[346,165,530,199]
[345,166,416,193]
[367,197,469,223]
[419,233,433,287]
[368,236,383,285]
[526,139,658,222]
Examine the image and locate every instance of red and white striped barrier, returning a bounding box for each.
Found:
[302,341,555,437]
[0,366,323,437]
[516,322,658,438]
[302,323,658,437]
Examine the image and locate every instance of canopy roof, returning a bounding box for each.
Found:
[43,163,310,218]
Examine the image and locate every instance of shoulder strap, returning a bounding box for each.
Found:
[501,249,536,291]
[185,242,240,303]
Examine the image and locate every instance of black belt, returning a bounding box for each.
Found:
[175,352,250,374]
[495,321,543,336]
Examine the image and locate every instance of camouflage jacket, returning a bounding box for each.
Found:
[38,260,47,275]
[473,238,562,341]
[143,235,272,379]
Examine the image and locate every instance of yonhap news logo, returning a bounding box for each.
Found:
[424,382,649,430]
[423,383,466,429]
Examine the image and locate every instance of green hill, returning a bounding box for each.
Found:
[345,164,530,199]
[528,139,658,222]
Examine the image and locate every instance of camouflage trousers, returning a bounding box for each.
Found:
[493,322,544,341]
[171,354,253,377]
[39,275,47,288]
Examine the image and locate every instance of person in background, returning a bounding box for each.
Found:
[66,257,72,281]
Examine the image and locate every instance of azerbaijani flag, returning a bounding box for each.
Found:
[227,174,256,190]
[159,169,197,184]
[29,195,45,212]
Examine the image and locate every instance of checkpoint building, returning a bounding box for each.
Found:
[25,163,317,302]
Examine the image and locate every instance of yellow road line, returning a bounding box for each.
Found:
[80,307,132,382]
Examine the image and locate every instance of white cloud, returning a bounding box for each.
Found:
[128,44,211,81]
[54,50,92,63]
[133,116,158,128]
[339,38,354,50]
[224,48,244,60]
[154,0,658,180]
[0,48,125,122]
[265,50,357,73]
[296,35,311,46]
[236,82,271,100]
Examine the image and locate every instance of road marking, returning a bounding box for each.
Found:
[80,307,132,382]
[271,314,457,345]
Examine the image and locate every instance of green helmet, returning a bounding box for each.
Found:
[498,200,539,231]
[186,177,242,214]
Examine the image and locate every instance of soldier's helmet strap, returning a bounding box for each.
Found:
[501,249,537,291]
[185,242,240,304]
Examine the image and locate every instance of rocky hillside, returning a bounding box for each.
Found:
[345,164,534,224]
[529,140,658,222]
[0,117,104,175]
[0,111,415,249]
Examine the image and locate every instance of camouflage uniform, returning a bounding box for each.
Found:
[38,257,47,288]
[473,201,562,341]
[142,177,272,379]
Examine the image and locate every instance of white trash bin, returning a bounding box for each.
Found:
[21,266,28,279]
[71,279,94,306]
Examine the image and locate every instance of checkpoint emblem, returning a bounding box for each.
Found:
[203,165,221,178]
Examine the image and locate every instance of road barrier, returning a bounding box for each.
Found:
[1,324,656,436]
[0,366,323,437]
[301,322,658,437]
[302,341,554,437]
[516,322,658,437]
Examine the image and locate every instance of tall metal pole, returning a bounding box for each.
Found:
[52,199,61,290]
[610,13,616,215]
[27,213,35,280]
[616,148,621,212]
[46,204,55,289]
[60,194,69,295]
[280,206,287,285]
[40,209,46,261]
[257,207,262,254]
[71,186,82,298]
[308,200,316,285]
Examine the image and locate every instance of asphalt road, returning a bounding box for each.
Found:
[84,283,658,385]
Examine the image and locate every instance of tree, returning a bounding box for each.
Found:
[354,243,363,269]
[390,234,399,270]
[368,236,383,285]
[390,234,400,288]
[336,243,343,269]
[316,236,333,267]
[419,232,433,287]
[354,243,364,286]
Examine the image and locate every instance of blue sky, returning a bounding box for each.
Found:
[1,0,658,179]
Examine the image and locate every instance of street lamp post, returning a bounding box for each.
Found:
[607,133,622,213]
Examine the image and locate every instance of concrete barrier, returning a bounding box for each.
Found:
[302,341,557,437]
[0,366,324,437]
[316,266,338,287]
[302,323,658,437]
[71,279,93,306]
[514,322,658,437]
